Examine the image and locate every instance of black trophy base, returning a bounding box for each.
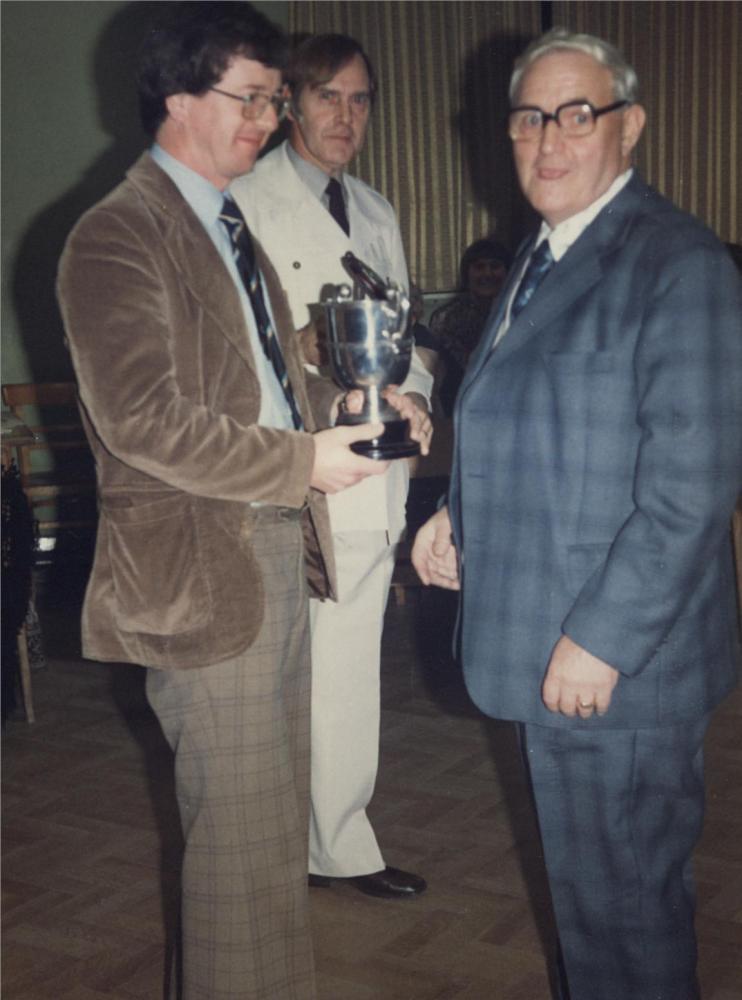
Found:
[344,417,420,460]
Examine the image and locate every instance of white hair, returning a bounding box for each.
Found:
[509,27,639,104]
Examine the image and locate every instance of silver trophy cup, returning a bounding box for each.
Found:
[322,267,418,460]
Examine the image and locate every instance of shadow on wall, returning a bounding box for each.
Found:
[11,2,170,383]
[457,32,540,251]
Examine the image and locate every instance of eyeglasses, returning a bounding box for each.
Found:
[209,86,290,122]
[508,100,630,141]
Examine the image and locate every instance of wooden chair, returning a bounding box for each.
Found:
[1,382,97,722]
[1,382,97,537]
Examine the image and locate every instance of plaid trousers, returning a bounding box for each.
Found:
[147,513,315,999]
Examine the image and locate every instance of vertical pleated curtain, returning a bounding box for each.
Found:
[552,1,740,246]
[288,2,741,291]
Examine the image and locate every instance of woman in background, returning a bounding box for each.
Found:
[430,238,512,415]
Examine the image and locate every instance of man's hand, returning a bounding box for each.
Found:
[382,388,433,455]
[330,388,365,424]
[411,505,460,590]
[311,423,389,494]
[542,635,620,718]
[297,321,326,367]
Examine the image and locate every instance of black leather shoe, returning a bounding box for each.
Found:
[349,866,427,899]
[308,873,332,888]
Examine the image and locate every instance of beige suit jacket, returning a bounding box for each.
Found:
[231,141,432,538]
[57,153,336,670]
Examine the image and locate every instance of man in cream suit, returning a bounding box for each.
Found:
[232,33,431,898]
[57,6,396,997]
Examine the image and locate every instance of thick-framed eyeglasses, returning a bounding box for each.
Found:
[508,100,630,140]
[209,86,290,122]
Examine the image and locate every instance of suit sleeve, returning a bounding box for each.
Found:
[383,206,434,405]
[400,347,434,405]
[562,233,742,675]
[57,206,315,507]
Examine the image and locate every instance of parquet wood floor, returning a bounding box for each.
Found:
[3,585,741,999]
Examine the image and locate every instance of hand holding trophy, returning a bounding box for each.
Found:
[321,252,419,460]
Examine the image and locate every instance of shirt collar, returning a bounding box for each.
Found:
[286,140,344,202]
[538,168,633,261]
[150,143,225,230]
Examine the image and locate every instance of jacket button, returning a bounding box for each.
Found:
[292,261,301,269]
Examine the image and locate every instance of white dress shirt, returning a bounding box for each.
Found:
[495,168,635,347]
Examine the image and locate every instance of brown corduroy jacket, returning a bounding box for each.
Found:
[57,153,337,670]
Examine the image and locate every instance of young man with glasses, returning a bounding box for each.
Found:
[414,27,741,1000]
[232,33,431,901]
[57,5,392,998]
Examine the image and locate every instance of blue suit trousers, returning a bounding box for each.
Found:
[520,717,708,1000]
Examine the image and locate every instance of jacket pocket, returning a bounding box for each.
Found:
[103,493,212,635]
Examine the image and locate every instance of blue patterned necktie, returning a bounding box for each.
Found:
[325,177,350,236]
[219,197,304,430]
[510,239,554,320]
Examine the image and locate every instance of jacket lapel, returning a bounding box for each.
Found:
[460,239,530,389]
[256,144,351,257]
[488,239,604,367]
[465,175,646,383]
[127,154,257,371]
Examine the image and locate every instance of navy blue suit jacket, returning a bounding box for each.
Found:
[449,173,742,728]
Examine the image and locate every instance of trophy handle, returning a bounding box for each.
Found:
[341,252,390,300]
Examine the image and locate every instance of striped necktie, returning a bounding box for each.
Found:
[510,239,554,320]
[219,197,303,430]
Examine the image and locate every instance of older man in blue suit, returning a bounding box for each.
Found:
[413,27,742,1000]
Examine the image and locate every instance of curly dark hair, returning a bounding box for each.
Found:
[137,2,287,137]
[459,238,513,290]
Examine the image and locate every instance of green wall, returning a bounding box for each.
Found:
[1,0,288,388]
